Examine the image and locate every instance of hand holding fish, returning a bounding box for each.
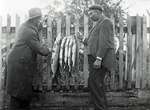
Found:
[93,59,102,69]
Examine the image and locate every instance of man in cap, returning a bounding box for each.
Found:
[82,5,115,110]
[6,8,51,110]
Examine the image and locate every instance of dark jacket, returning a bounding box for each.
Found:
[6,20,50,100]
[87,18,115,71]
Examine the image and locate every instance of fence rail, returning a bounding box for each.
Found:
[0,14,150,92]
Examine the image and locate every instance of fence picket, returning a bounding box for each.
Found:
[110,15,116,90]
[0,16,2,90]
[127,16,132,89]
[75,15,79,36]
[6,14,11,50]
[15,14,20,31]
[135,16,142,88]
[75,15,80,72]
[83,14,89,87]
[148,48,150,88]
[119,16,124,89]
[141,16,148,88]
[47,16,53,49]
[66,15,70,36]
[148,16,150,87]
[57,18,61,36]
[47,16,53,90]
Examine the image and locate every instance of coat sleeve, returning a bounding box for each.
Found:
[25,30,50,56]
[96,20,114,59]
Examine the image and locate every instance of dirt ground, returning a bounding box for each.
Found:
[1,90,150,110]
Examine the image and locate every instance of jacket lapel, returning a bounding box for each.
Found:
[88,17,107,40]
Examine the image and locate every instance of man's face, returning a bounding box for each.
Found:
[88,10,102,22]
[37,16,42,24]
[36,16,43,30]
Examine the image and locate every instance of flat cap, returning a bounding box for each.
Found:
[28,8,42,20]
[88,5,103,12]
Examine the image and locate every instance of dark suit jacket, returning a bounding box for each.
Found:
[6,20,50,100]
[87,18,115,71]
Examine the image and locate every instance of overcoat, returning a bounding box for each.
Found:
[87,18,115,71]
[6,20,50,101]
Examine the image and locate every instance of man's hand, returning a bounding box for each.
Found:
[93,59,102,69]
[82,37,88,46]
[48,48,55,54]
[76,32,88,46]
[48,48,52,52]
[76,32,83,41]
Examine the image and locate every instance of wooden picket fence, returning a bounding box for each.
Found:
[0,14,150,92]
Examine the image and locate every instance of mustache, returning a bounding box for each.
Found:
[90,16,99,21]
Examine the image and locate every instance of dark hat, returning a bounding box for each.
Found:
[88,5,103,12]
[28,8,42,20]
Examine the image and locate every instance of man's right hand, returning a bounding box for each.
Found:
[76,32,83,41]
[76,32,88,46]
[82,37,88,46]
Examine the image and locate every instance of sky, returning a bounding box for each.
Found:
[0,0,65,25]
[0,0,66,14]
[0,0,150,25]
[123,0,150,15]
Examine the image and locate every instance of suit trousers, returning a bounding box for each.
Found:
[88,55,108,110]
[8,96,31,110]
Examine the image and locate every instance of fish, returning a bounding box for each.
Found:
[64,36,70,64]
[71,38,77,68]
[51,33,62,77]
[68,37,74,71]
[114,36,119,53]
[59,37,67,67]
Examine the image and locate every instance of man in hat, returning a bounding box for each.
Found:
[82,5,115,110]
[6,8,51,110]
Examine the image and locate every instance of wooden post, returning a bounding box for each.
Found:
[0,16,2,90]
[135,15,142,88]
[127,16,132,89]
[141,16,148,89]
[119,16,124,89]
[83,14,89,87]
[66,15,70,36]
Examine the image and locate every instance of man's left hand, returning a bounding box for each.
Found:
[93,59,102,69]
